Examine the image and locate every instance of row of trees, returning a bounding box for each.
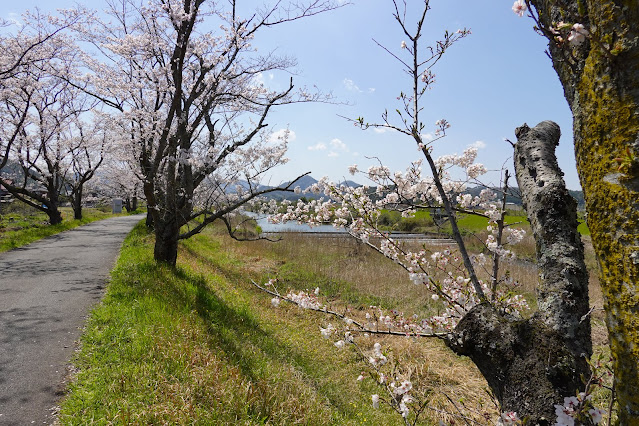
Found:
[1,1,336,255]
[0,11,103,223]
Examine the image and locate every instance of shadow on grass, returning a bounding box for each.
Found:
[116,244,316,392]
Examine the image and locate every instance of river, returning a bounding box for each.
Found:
[244,212,455,244]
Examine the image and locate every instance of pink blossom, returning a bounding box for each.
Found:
[371,394,380,408]
[512,0,527,17]
[588,408,605,424]
[568,23,589,46]
[497,411,520,425]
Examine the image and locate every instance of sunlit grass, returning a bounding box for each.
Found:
[58,217,608,424]
[59,224,408,424]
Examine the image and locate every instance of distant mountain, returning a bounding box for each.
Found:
[254,176,363,201]
[244,177,586,209]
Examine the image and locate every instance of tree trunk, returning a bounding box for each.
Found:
[513,121,592,359]
[47,207,63,225]
[448,305,587,424]
[153,216,179,266]
[528,2,639,420]
[72,187,83,220]
[146,211,154,229]
[446,121,591,423]
[46,190,63,225]
[132,196,138,211]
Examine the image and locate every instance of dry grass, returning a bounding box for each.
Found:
[218,226,612,424]
[218,231,498,423]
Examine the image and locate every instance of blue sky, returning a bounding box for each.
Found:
[2,1,581,190]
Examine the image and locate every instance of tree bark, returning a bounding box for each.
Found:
[446,121,591,424]
[153,216,179,266]
[528,2,639,419]
[47,207,63,225]
[124,197,132,213]
[448,305,586,424]
[72,186,83,220]
[514,121,592,359]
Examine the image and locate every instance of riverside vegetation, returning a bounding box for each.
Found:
[56,216,611,424]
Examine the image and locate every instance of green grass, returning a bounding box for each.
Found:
[58,218,607,424]
[58,224,409,425]
[0,204,143,253]
[377,208,591,236]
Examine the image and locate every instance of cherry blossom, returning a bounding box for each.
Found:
[512,0,527,17]
[371,394,380,408]
[568,23,589,46]
[497,411,520,425]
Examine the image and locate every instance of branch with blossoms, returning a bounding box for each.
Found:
[251,279,447,339]
[511,0,591,74]
[256,279,498,425]
[263,154,530,330]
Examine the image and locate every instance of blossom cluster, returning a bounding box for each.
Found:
[512,1,590,47]
[554,393,604,425]
[262,149,529,329]
[363,343,415,418]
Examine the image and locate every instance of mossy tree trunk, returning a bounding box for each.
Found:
[528,1,639,420]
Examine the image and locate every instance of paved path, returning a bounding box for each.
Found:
[0,215,144,425]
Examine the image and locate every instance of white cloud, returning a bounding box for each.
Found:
[308,142,327,151]
[343,78,375,93]
[6,13,23,26]
[269,128,296,143]
[421,133,434,141]
[471,140,487,149]
[330,138,348,151]
[343,78,361,92]
[328,151,339,158]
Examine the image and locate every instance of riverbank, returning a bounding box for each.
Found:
[57,223,492,424]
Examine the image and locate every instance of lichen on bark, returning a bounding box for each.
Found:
[527,1,639,420]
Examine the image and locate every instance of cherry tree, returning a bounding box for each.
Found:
[0,10,85,170]
[259,1,600,423]
[67,0,340,265]
[0,11,102,223]
[96,153,143,213]
[65,116,107,219]
[510,1,639,421]
[0,70,100,224]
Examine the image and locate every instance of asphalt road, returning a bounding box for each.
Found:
[0,214,144,425]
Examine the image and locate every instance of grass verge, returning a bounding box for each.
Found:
[0,205,143,253]
[59,221,609,424]
[59,224,418,424]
